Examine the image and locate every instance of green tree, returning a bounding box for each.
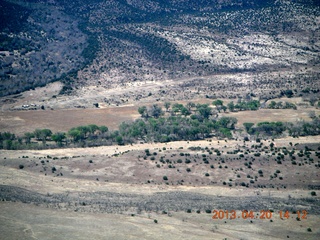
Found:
[3,140,13,150]
[138,106,148,119]
[283,89,294,98]
[68,128,84,142]
[221,105,227,112]
[187,102,196,111]
[227,101,235,112]
[268,101,277,109]
[34,129,52,144]
[218,117,237,129]
[149,104,163,118]
[172,103,184,115]
[246,100,260,110]
[77,126,90,137]
[116,136,124,145]
[243,122,254,133]
[51,132,66,146]
[212,99,223,106]
[24,132,34,144]
[34,129,42,140]
[87,124,99,135]
[196,104,212,119]
[212,99,224,112]
[181,107,191,116]
[99,126,108,133]
[218,128,232,138]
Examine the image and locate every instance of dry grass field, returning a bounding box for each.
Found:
[0,106,140,135]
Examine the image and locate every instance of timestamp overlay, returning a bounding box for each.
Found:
[212,210,308,220]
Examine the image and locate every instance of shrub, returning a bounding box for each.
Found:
[163,176,168,181]
[185,159,191,164]
[154,219,158,224]
[311,191,317,196]
[205,173,210,177]
[19,164,24,169]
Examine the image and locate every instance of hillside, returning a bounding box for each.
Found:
[0,0,319,98]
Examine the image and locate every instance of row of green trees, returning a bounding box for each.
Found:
[227,100,260,112]
[243,122,286,137]
[139,100,261,119]
[118,115,237,143]
[243,118,320,138]
[1,103,319,150]
[0,124,109,150]
[267,101,297,110]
